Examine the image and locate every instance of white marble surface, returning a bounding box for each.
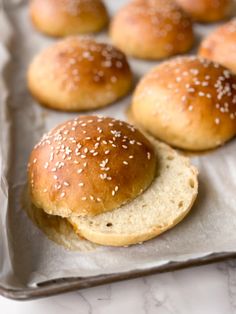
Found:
[1,260,236,314]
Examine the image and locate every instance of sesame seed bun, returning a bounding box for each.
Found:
[29,0,109,37]
[199,19,236,73]
[28,116,156,217]
[131,56,236,151]
[26,138,198,248]
[176,0,232,23]
[27,37,132,111]
[109,0,194,60]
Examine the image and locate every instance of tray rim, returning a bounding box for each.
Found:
[0,251,235,301]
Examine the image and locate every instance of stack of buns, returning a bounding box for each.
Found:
[25,0,236,248]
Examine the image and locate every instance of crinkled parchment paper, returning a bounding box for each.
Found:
[1,0,236,290]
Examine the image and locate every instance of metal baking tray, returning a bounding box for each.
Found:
[1,0,236,300]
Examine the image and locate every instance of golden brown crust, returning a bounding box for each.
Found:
[109,0,194,60]
[29,0,109,37]
[28,116,156,217]
[199,19,236,73]
[176,0,232,22]
[131,56,236,151]
[27,37,132,111]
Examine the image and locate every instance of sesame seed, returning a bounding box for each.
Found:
[50,152,54,161]
[60,192,65,198]
[63,182,69,186]
[215,118,220,125]
[100,173,107,180]
[123,161,128,165]
[55,184,61,190]
[79,182,84,187]
[77,169,83,174]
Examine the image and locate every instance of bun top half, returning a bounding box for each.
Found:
[28,116,156,217]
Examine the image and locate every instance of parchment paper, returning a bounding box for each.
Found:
[1,0,236,290]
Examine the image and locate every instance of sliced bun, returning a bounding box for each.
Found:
[28,116,156,218]
[110,0,194,60]
[131,56,236,151]
[176,0,232,23]
[27,37,132,111]
[30,0,109,37]
[199,19,236,73]
[69,139,198,246]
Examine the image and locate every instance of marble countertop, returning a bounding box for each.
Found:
[1,259,236,314]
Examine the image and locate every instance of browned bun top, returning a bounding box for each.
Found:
[199,19,236,73]
[132,56,236,151]
[28,116,156,217]
[30,0,109,36]
[176,0,232,22]
[27,37,132,111]
[110,0,194,60]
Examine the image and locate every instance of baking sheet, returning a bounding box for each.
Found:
[1,0,236,294]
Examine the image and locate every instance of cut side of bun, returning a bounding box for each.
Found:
[68,139,198,247]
